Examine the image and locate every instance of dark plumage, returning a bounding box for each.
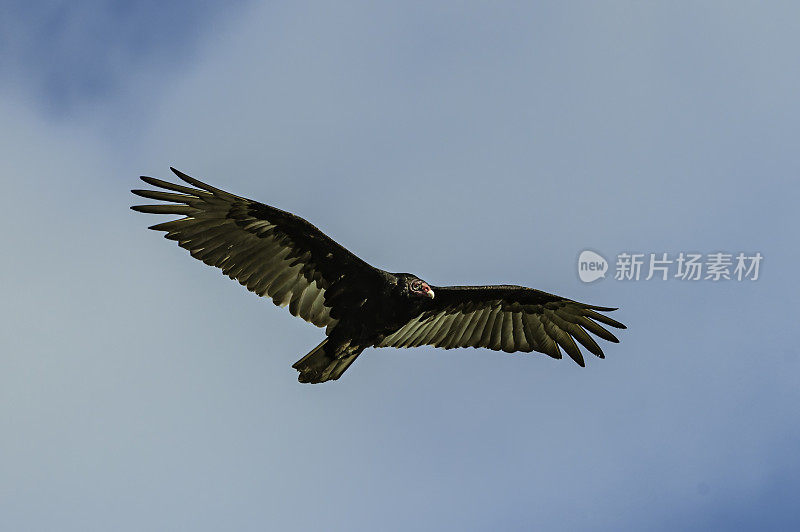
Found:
[132,168,626,383]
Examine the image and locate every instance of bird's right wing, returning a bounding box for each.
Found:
[131,168,381,329]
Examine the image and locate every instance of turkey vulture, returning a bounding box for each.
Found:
[132,168,626,383]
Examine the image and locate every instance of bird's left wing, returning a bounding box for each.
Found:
[132,168,380,329]
[378,285,626,366]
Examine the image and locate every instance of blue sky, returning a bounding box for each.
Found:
[1,2,798,530]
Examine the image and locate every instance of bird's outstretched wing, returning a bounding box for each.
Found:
[131,168,380,329]
[379,285,626,366]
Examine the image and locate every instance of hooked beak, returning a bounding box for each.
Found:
[425,287,435,299]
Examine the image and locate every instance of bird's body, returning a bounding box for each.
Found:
[132,168,626,383]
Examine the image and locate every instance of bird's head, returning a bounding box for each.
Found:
[396,274,434,299]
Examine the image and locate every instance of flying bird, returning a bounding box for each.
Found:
[132,168,626,383]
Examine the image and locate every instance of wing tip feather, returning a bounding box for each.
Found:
[585,304,618,312]
[170,167,226,195]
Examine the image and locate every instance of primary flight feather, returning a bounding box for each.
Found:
[132,168,626,383]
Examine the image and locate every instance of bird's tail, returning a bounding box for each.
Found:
[292,338,363,383]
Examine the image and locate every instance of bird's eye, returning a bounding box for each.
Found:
[411,280,421,290]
